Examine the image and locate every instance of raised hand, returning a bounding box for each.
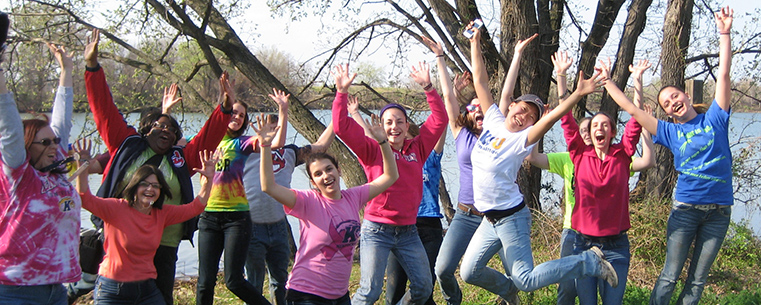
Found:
[552,51,572,75]
[421,36,444,56]
[84,28,100,68]
[365,114,388,143]
[466,21,482,43]
[575,69,605,96]
[47,43,73,71]
[715,6,733,34]
[251,113,280,147]
[628,59,651,79]
[347,95,360,114]
[410,62,432,89]
[514,33,538,53]
[453,72,472,93]
[73,138,93,162]
[193,150,218,179]
[597,58,613,82]
[330,64,357,94]
[217,71,235,110]
[268,88,290,111]
[162,83,182,114]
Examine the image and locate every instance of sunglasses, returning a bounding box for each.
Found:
[152,122,178,134]
[138,181,162,189]
[466,104,481,113]
[31,137,62,146]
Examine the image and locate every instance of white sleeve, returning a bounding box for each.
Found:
[0,92,27,169]
[50,86,73,149]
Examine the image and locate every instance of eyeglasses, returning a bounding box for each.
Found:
[466,104,481,113]
[152,122,178,134]
[138,181,162,189]
[31,137,62,146]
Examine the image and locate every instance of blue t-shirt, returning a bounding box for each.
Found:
[653,101,733,205]
[417,151,444,218]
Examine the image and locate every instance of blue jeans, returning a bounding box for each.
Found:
[93,276,164,305]
[557,228,578,305]
[246,218,291,305]
[351,220,433,305]
[435,209,501,305]
[385,217,442,305]
[650,202,731,305]
[461,207,603,297]
[0,283,67,305]
[197,211,270,305]
[573,233,630,305]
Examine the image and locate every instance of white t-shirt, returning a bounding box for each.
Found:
[470,104,535,212]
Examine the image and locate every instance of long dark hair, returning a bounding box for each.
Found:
[305,152,339,181]
[227,101,250,138]
[455,102,480,135]
[658,85,708,114]
[122,164,172,209]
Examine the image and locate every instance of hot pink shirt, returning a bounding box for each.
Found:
[332,91,446,225]
[0,156,81,285]
[562,112,641,237]
[285,185,368,299]
[80,192,204,282]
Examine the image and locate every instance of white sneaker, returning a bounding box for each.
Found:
[589,246,619,288]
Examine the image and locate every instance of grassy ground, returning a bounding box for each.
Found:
[73,198,761,304]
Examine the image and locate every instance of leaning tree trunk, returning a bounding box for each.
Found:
[645,0,694,201]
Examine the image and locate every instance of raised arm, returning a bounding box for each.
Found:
[0,70,27,169]
[48,43,74,149]
[499,34,538,115]
[268,88,290,149]
[365,114,399,199]
[599,58,658,135]
[422,36,461,136]
[254,114,295,208]
[309,121,335,153]
[526,70,604,146]
[347,95,372,137]
[714,6,733,111]
[526,143,550,170]
[183,72,233,172]
[552,51,573,101]
[631,104,655,171]
[468,25,495,112]
[628,59,651,108]
[161,83,182,114]
[73,139,93,196]
[191,150,217,206]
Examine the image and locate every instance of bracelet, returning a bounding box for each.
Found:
[378,139,388,146]
[720,31,730,35]
[260,143,271,148]
[436,54,445,58]
[557,73,566,77]
[423,83,434,91]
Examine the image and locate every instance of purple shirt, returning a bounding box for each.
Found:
[455,128,478,205]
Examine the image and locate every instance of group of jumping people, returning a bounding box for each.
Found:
[0,5,736,305]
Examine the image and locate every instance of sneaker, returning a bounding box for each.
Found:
[497,293,520,305]
[589,246,618,288]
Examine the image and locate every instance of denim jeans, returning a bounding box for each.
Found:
[153,245,178,305]
[246,218,291,305]
[557,228,578,305]
[385,217,442,305]
[435,209,507,305]
[461,206,603,297]
[93,276,164,305]
[197,211,270,305]
[351,220,433,305]
[650,202,731,305]
[0,283,67,305]
[573,233,630,305]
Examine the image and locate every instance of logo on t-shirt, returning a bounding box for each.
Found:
[395,151,419,163]
[171,151,185,168]
[322,219,361,260]
[271,149,287,173]
[59,196,75,212]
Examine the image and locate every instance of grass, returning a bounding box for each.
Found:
[73,198,761,304]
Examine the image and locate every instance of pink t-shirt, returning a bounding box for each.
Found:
[0,157,81,285]
[80,192,205,282]
[284,185,369,299]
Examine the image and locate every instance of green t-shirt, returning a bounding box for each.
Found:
[547,152,575,229]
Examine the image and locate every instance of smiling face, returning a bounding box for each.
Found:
[135,174,161,208]
[658,86,697,122]
[590,114,616,151]
[308,158,342,199]
[145,116,178,155]
[579,118,592,146]
[228,103,247,132]
[28,126,58,170]
[505,101,539,132]
[381,108,409,147]
[467,99,484,131]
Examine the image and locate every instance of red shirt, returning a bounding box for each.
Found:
[332,91,446,226]
[562,112,641,237]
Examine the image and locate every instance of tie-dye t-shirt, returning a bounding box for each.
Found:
[0,155,81,285]
[207,134,258,211]
[285,185,369,299]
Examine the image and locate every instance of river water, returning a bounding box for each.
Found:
[67,110,761,278]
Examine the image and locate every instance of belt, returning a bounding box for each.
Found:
[676,202,722,211]
[457,203,484,217]
[484,201,526,224]
[580,232,627,244]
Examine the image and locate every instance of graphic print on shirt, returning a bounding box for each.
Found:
[475,129,507,154]
[677,125,727,183]
[394,151,419,163]
[271,148,287,173]
[171,150,185,168]
[321,216,361,260]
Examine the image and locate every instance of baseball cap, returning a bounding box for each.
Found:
[515,94,545,120]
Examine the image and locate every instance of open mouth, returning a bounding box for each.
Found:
[514,117,523,127]
[594,132,606,145]
[324,177,336,188]
[674,103,684,114]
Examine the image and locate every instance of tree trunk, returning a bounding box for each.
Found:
[645,0,695,201]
